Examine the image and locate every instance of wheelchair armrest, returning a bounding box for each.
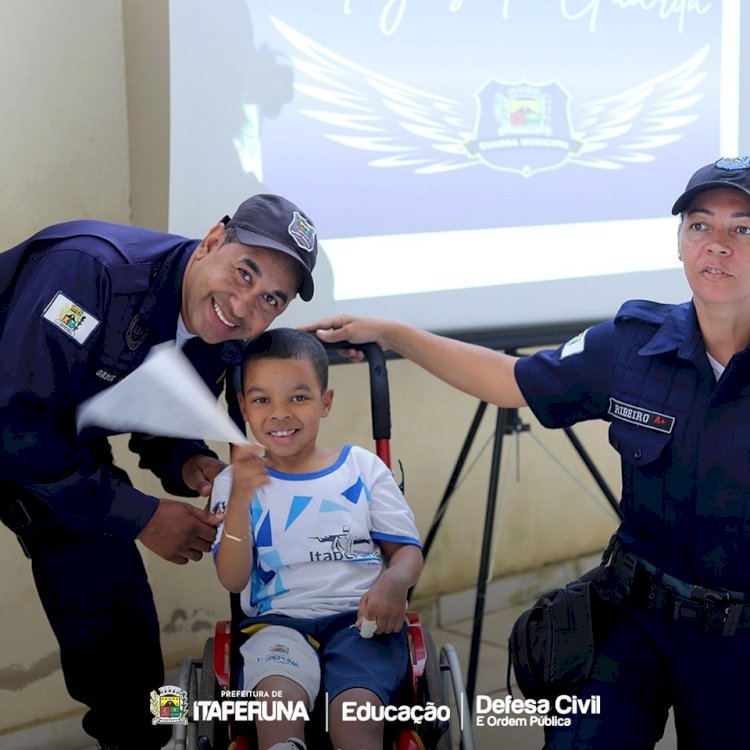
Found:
[213,620,232,690]
[406,611,427,696]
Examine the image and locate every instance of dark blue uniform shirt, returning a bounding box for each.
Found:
[0,220,235,540]
[515,299,750,593]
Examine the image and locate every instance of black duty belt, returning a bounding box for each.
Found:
[605,540,750,637]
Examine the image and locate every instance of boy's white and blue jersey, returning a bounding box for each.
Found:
[211,444,421,619]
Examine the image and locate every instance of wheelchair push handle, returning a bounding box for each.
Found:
[322,341,392,468]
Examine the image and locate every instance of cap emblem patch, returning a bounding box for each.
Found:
[288,211,316,253]
[715,156,750,171]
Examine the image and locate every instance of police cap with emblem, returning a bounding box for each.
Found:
[223,194,317,301]
[672,156,750,215]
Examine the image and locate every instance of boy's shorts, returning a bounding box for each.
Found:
[239,610,408,709]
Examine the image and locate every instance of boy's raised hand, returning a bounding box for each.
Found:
[230,443,270,499]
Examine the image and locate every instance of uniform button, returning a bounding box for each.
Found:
[633,448,642,459]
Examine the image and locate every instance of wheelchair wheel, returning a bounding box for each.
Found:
[420,628,452,750]
[196,637,230,750]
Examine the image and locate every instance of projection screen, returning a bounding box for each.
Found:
[169,0,743,340]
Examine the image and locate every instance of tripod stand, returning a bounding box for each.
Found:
[418,376,622,704]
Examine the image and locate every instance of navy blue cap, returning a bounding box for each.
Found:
[672,157,750,215]
[225,194,317,301]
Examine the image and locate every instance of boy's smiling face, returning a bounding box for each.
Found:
[238,356,333,469]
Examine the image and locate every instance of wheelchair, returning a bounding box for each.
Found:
[174,343,475,750]
[174,608,472,749]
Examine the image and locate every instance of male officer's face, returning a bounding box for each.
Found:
[678,187,750,312]
[181,224,301,344]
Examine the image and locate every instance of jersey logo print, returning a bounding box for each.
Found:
[308,525,377,561]
[42,292,100,344]
[608,397,675,434]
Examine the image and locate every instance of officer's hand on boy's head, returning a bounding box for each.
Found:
[182,454,227,497]
[301,314,385,362]
[333,346,365,364]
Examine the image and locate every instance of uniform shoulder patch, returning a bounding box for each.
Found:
[42,292,100,345]
[560,328,588,359]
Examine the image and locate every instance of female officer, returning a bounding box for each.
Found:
[306,157,750,748]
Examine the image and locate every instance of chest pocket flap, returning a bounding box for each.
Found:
[608,421,672,467]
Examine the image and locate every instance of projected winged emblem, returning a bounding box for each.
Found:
[465,80,583,175]
[270,16,708,177]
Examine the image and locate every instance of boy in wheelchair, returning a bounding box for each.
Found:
[210,328,423,750]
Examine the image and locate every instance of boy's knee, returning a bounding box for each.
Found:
[240,625,320,709]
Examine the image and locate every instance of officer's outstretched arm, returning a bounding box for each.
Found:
[306,316,526,408]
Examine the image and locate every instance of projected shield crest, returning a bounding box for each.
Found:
[466,80,580,176]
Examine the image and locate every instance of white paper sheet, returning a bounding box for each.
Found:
[76,342,249,444]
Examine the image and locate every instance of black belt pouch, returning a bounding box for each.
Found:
[508,565,622,700]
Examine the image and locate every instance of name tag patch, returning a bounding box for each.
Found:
[95,368,119,383]
[42,292,100,345]
[608,398,675,434]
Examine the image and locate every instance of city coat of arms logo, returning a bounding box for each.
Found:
[150,685,189,725]
[464,80,581,176]
[42,291,100,344]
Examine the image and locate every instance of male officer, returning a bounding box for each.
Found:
[307,158,750,748]
[0,194,317,749]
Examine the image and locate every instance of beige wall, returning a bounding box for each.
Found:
[0,0,132,736]
[0,0,131,245]
[0,0,619,738]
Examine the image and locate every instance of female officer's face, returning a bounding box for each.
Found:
[678,187,750,313]
[181,224,301,344]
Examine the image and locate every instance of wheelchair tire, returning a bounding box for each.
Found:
[196,637,230,750]
[420,628,453,750]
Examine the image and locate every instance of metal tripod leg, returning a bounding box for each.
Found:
[417,397,619,706]
[465,406,508,704]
